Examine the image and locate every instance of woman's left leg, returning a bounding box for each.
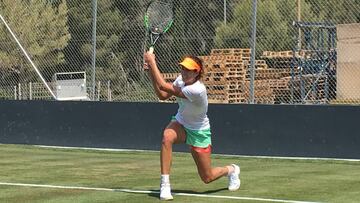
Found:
[191,147,241,190]
[190,147,229,184]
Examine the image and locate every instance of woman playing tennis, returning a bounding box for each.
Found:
[144,52,240,201]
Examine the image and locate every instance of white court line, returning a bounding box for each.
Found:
[35,144,360,162]
[0,182,321,203]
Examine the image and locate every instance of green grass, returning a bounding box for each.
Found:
[0,144,360,203]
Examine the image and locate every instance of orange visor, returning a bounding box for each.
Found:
[179,57,201,72]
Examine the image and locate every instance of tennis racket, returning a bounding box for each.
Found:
[144,0,174,54]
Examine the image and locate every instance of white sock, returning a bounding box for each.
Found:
[226,165,235,176]
[161,174,170,184]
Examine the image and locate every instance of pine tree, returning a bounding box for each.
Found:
[0,0,70,82]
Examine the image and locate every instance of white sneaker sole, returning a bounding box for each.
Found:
[160,196,174,201]
[228,180,241,191]
[228,164,241,191]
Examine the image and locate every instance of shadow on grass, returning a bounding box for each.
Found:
[147,187,228,199]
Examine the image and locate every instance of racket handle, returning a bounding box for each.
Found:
[149,46,154,53]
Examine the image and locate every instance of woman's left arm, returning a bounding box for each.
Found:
[145,52,186,99]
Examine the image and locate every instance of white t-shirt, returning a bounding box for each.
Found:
[173,75,210,130]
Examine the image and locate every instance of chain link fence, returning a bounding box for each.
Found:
[0,0,359,104]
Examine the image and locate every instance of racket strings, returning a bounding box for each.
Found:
[146,1,173,34]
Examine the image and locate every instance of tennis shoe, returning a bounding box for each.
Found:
[160,183,173,201]
[228,164,240,191]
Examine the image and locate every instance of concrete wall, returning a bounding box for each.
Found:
[337,23,360,99]
[0,100,359,159]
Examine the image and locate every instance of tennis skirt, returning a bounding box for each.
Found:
[171,116,211,148]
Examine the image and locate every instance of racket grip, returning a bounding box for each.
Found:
[149,46,154,53]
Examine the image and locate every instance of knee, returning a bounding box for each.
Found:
[162,130,175,146]
[200,174,213,184]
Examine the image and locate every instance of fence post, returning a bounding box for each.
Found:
[29,82,32,100]
[18,83,21,100]
[107,80,111,101]
[97,81,101,101]
[14,85,17,100]
[249,0,258,104]
[223,0,227,25]
[91,0,98,101]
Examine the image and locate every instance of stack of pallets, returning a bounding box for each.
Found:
[268,77,292,104]
[210,48,251,60]
[242,80,275,104]
[259,50,310,103]
[159,49,310,104]
[246,68,295,80]
[245,67,298,104]
[200,48,251,103]
[254,60,268,69]
[261,50,296,69]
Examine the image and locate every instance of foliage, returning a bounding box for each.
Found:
[0,0,70,82]
[1,0,359,101]
[305,0,360,24]
[214,0,318,54]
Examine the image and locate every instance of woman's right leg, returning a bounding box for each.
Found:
[161,121,186,174]
[160,121,186,200]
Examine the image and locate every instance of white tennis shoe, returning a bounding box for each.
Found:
[228,164,241,191]
[160,183,173,201]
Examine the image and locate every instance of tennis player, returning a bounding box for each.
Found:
[144,52,240,201]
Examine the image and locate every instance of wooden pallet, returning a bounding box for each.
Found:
[246,68,295,80]
[255,60,267,65]
[266,78,291,90]
[262,51,280,58]
[161,73,179,82]
[279,51,293,57]
[263,59,293,69]
[205,62,246,72]
[261,50,310,59]
[262,51,293,58]
[207,89,244,95]
[206,81,244,91]
[205,74,245,83]
[241,80,275,104]
[249,60,269,69]
[208,98,247,104]
[210,48,251,56]
[200,55,245,63]
[208,92,247,103]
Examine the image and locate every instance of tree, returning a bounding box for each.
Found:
[305,0,360,24]
[0,0,70,82]
[146,0,224,72]
[64,0,126,80]
[215,0,287,53]
[214,0,317,54]
[113,0,146,81]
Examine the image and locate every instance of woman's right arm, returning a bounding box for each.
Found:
[144,53,173,100]
[146,69,173,100]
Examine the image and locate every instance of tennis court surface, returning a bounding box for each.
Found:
[0,144,359,202]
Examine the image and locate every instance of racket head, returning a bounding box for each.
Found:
[144,0,174,35]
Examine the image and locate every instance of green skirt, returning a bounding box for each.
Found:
[171,116,211,148]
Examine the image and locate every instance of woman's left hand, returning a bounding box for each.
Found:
[144,51,156,69]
